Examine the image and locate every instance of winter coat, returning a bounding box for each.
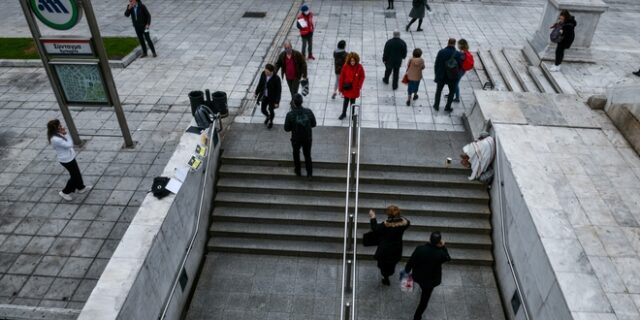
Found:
[406,57,425,81]
[409,0,427,19]
[297,12,314,37]
[338,63,365,99]
[383,37,408,67]
[274,50,308,80]
[254,72,282,105]
[404,243,451,288]
[559,17,577,48]
[370,216,410,264]
[434,46,462,84]
[284,107,316,142]
[334,49,347,75]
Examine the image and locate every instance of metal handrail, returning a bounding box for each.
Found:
[339,103,362,320]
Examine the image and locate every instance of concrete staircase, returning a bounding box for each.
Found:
[207,156,494,266]
[475,46,576,94]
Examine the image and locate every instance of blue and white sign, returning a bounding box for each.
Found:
[30,0,82,30]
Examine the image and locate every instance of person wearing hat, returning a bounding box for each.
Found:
[296,4,315,60]
[284,94,316,178]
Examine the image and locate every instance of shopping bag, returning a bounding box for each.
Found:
[399,271,414,292]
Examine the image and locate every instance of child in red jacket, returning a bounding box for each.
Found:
[297,4,315,60]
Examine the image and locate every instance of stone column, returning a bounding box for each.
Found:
[528,0,608,63]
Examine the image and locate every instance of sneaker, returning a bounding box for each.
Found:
[413,94,419,101]
[331,93,336,99]
[152,52,157,58]
[382,78,389,85]
[77,185,92,194]
[444,106,453,112]
[453,98,460,103]
[428,10,433,15]
[308,55,315,60]
[294,170,301,177]
[267,121,273,129]
[140,53,148,58]
[382,278,390,286]
[550,65,561,72]
[59,191,72,201]
[405,24,410,32]
[432,105,439,111]
[338,114,346,120]
[264,118,269,125]
[406,100,411,106]
[416,28,423,32]
[633,70,640,77]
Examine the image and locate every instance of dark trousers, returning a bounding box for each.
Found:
[433,81,455,110]
[301,33,313,57]
[414,283,435,320]
[377,260,397,279]
[292,139,312,176]
[286,79,300,98]
[387,0,394,8]
[384,64,401,89]
[260,97,275,122]
[555,44,566,66]
[135,28,156,55]
[407,18,423,29]
[61,159,85,194]
[342,97,356,116]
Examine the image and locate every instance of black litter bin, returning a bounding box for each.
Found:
[212,91,229,118]
[188,91,205,116]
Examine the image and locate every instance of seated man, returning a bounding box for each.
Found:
[460,132,495,181]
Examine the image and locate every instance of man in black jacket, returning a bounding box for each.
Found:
[433,38,462,112]
[284,94,316,178]
[404,231,451,320]
[275,40,308,99]
[382,31,407,90]
[124,0,156,58]
[254,64,282,129]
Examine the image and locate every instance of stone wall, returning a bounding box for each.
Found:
[77,122,221,320]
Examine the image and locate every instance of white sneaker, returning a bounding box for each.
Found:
[77,185,92,194]
[550,65,561,72]
[428,10,433,15]
[59,191,72,201]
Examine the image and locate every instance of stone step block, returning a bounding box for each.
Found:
[490,49,524,92]
[502,48,540,93]
[477,50,507,91]
[528,66,558,93]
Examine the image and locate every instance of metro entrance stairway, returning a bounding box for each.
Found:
[207,155,493,266]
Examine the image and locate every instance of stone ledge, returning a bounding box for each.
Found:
[0,304,80,320]
[605,85,640,154]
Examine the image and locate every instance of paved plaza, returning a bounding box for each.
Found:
[0,0,639,317]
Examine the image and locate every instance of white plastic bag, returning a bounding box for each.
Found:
[400,271,414,292]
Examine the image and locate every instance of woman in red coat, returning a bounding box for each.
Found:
[338,52,365,120]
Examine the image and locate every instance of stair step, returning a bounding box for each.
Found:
[477,50,507,91]
[214,192,491,218]
[471,51,492,90]
[502,48,540,93]
[207,236,493,265]
[540,63,577,94]
[219,164,483,189]
[211,206,492,232]
[490,49,524,92]
[208,222,491,248]
[216,177,490,203]
[528,66,557,93]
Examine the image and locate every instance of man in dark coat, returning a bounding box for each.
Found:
[404,231,451,320]
[254,64,282,129]
[284,94,316,177]
[124,0,156,58]
[406,0,427,32]
[382,31,408,90]
[433,38,462,112]
[275,40,308,99]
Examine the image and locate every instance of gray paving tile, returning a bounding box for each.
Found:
[8,254,42,275]
[0,274,29,297]
[0,235,32,253]
[22,236,56,255]
[0,253,19,273]
[33,256,67,277]
[36,219,69,236]
[17,276,54,299]
[59,220,92,238]
[58,257,93,278]
[44,278,80,301]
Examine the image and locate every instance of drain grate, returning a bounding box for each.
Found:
[242,11,267,18]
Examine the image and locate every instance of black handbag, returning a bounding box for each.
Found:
[363,231,379,247]
[151,176,171,199]
[343,83,353,91]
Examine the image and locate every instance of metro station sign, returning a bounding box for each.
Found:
[30,0,82,30]
[42,38,93,55]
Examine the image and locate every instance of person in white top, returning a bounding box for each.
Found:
[47,119,91,201]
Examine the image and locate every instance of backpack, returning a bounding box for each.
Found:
[550,24,563,43]
[294,110,311,139]
[151,176,171,199]
[194,104,214,128]
[445,52,459,81]
[462,51,474,71]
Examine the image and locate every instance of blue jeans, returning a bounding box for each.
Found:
[454,71,466,100]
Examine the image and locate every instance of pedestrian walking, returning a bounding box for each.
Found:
[47,119,91,201]
[284,94,316,178]
[386,0,394,10]
[452,39,474,102]
[338,52,366,120]
[433,38,462,112]
[405,48,425,106]
[369,206,410,286]
[406,0,428,32]
[275,40,308,99]
[633,68,640,77]
[549,10,576,72]
[332,40,348,100]
[254,64,282,129]
[296,4,315,60]
[382,31,408,90]
[124,0,156,58]
[403,231,451,320]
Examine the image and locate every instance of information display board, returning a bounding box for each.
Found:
[52,63,109,104]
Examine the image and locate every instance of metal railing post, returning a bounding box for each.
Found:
[344,302,351,320]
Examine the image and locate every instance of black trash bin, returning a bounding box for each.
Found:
[212,91,229,118]
[188,91,205,116]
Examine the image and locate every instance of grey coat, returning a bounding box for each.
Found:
[409,0,426,19]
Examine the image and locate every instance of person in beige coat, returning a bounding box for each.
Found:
[405,48,425,106]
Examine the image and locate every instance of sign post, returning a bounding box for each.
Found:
[19,0,134,148]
